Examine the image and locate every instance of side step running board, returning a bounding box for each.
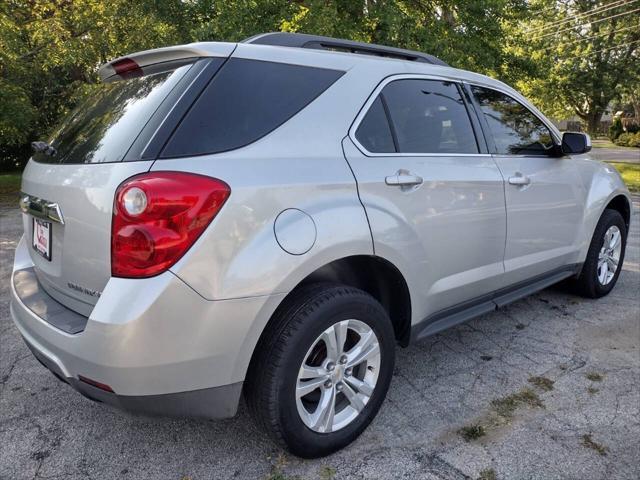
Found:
[410,265,580,343]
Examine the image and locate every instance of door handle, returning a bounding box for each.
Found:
[508,173,530,186]
[385,170,423,187]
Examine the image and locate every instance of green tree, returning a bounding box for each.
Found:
[0,0,532,170]
[515,0,640,134]
[0,0,193,169]
[192,0,529,79]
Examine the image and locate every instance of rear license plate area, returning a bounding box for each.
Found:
[33,218,52,261]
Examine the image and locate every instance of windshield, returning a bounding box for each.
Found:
[36,63,192,164]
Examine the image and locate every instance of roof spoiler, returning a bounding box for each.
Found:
[243,32,450,67]
[98,42,236,81]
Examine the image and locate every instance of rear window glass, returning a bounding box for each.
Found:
[161,59,344,158]
[36,63,192,164]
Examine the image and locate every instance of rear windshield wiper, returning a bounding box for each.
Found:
[31,141,57,157]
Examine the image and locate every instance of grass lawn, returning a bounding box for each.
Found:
[608,162,640,193]
[592,139,618,148]
[0,173,22,195]
[591,138,619,148]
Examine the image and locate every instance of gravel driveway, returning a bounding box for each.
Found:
[1,196,639,480]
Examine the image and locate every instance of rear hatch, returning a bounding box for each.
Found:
[19,45,233,316]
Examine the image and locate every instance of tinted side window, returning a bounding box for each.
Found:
[355,97,396,153]
[471,86,554,155]
[161,59,344,157]
[381,79,478,154]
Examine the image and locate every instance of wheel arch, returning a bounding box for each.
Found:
[605,194,631,230]
[576,159,633,263]
[295,255,412,346]
[241,255,412,386]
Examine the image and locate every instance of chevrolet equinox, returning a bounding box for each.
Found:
[11,33,632,458]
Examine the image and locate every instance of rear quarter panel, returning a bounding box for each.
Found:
[159,152,373,300]
[159,59,396,300]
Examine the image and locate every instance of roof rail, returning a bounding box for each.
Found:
[242,32,450,67]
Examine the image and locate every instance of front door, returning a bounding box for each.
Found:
[469,85,584,285]
[343,77,507,326]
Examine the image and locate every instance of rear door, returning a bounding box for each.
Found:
[343,76,506,328]
[469,85,584,286]
[18,56,226,316]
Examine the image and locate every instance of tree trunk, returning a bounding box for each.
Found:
[441,5,456,27]
[630,91,640,122]
[586,111,604,136]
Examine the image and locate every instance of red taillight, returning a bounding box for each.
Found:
[111,172,230,278]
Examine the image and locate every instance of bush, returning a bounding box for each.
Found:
[0,143,31,173]
[609,117,624,141]
[615,133,632,146]
[614,132,640,147]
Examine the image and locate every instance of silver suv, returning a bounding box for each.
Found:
[11,33,631,458]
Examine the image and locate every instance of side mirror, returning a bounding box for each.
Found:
[561,132,591,155]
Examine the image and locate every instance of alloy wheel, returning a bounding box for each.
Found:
[295,319,381,433]
[597,225,622,285]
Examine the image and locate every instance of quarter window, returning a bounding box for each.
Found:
[161,59,344,157]
[471,86,554,155]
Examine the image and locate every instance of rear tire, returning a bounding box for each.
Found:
[245,283,395,458]
[572,209,627,298]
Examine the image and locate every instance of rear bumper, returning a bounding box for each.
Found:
[22,335,242,418]
[10,235,285,419]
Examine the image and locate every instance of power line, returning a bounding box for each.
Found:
[535,6,640,40]
[577,38,640,57]
[558,38,640,62]
[533,6,640,40]
[528,0,631,34]
[543,23,640,50]
[527,0,633,35]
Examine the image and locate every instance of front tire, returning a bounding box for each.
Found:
[573,209,627,298]
[245,283,395,458]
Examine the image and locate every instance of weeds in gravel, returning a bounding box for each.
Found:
[587,386,600,395]
[478,468,497,480]
[491,388,544,418]
[267,469,301,480]
[266,453,301,480]
[458,424,487,441]
[586,372,604,382]
[458,387,546,442]
[528,376,555,392]
[267,472,299,480]
[581,434,609,456]
[319,466,336,480]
